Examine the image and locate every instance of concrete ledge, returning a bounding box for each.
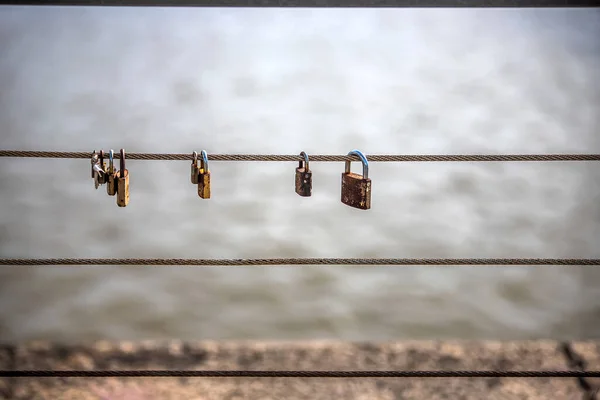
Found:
[0,340,598,399]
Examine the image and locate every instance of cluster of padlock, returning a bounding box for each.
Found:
[191,150,211,199]
[91,149,130,207]
[292,149,372,210]
[92,148,371,210]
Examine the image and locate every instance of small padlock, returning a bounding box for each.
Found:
[116,148,129,207]
[91,151,97,179]
[106,149,118,196]
[341,149,371,210]
[295,151,312,197]
[191,151,199,185]
[97,150,107,185]
[197,150,210,199]
[91,150,103,190]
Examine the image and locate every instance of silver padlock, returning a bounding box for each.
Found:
[106,149,117,196]
[91,150,104,190]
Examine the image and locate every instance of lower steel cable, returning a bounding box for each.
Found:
[0,258,598,266]
[1,370,599,378]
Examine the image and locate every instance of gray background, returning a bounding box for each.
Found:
[0,8,599,342]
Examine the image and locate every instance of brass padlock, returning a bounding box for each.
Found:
[295,151,312,197]
[197,150,210,199]
[191,151,199,185]
[106,149,118,196]
[341,150,371,210]
[116,148,129,207]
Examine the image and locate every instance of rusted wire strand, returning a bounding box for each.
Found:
[0,258,598,266]
[1,370,599,378]
[1,150,599,162]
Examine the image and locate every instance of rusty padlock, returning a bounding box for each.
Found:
[341,150,371,210]
[191,151,199,185]
[197,150,210,199]
[295,151,312,197]
[116,148,129,207]
[106,149,118,196]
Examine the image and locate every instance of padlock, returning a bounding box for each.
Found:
[91,151,97,179]
[97,150,107,185]
[116,148,129,207]
[341,149,371,210]
[191,151,199,184]
[197,150,210,199]
[106,149,118,196]
[295,151,312,197]
[91,150,103,190]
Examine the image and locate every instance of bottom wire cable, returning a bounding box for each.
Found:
[1,370,599,378]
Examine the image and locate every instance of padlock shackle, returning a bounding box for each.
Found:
[99,150,104,167]
[200,150,209,172]
[192,151,198,165]
[345,150,369,179]
[119,149,126,172]
[299,151,309,171]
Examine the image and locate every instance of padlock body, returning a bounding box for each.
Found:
[341,172,371,210]
[117,169,130,207]
[191,163,199,184]
[198,170,211,199]
[295,167,312,197]
[107,172,117,196]
[97,163,107,185]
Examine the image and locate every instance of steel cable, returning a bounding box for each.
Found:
[1,150,600,162]
[0,258,598,266]
[1,370,599,378]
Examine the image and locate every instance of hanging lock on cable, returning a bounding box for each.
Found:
[106,149,118,196]
[196,150,211,199]
[191,151,199,185]
[341,149,371,210]
[90,150,105,190]
[295,151,312,197]
[97,150,107,185]
[116,148,129,207]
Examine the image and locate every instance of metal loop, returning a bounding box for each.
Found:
[345,150,369,179]
[192,151,198,165]
[119,149,126,172]
[200,150,209,172]
[299,151,309,171]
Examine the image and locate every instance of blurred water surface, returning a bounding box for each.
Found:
[0,8,599,342]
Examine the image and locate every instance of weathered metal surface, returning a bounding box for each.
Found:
[106,172,117,196]
[191,163,199,185]
[341,172,371,210]
[295,167,312,197]
[191,151,199,185]
[116,169,129,207]
[198,170,211,199]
